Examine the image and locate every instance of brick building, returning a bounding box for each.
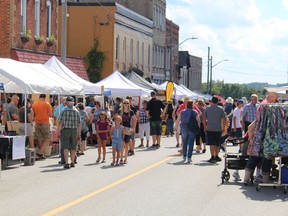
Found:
[73,0,167,84]
[59,2,153,80]
[0,0,88,80]
[165,19,179,83]
[179,51,202,92]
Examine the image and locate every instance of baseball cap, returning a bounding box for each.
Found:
[237,99,244,104]
[66,96,74,102]
[150,91,156,96]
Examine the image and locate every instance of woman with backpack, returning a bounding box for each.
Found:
[176,100,200,163]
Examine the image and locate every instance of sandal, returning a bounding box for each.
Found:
[119,159,124,165]
[124,160,128,164]
[96,158,101,163]
[101,160,106,163]
[111,162,115,166]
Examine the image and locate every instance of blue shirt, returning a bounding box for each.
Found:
[180,108,197,128]
[53,104,65,117]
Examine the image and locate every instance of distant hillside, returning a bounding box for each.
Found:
[244,82,288,91]
[244,82,269,90]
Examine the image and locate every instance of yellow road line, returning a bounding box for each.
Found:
[42,156,173,216]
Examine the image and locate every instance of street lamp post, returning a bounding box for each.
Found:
[169,37,197,82]
[209,57,228,94]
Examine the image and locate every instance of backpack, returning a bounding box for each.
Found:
[80,111,88,133]
[187,110,200,134]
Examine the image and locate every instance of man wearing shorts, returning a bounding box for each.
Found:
[58,96,80,169]
[203,96,226,163]
[147,91,165,148]
[32,94,53,160]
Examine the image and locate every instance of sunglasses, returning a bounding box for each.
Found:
[123,103,129,104]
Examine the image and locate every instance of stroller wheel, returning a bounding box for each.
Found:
[225,171,230,182]
[256,185,260,191]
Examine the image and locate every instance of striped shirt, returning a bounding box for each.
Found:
[59,107,80,129]
[139,108,149,124]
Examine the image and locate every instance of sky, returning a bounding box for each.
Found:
[166,0,288,84]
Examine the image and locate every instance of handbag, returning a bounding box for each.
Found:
[124,127,133,136]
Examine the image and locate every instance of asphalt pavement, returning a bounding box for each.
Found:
[0,136,288,216]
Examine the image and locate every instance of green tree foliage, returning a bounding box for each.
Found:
[202,81,264,99]
[85,39,105,83]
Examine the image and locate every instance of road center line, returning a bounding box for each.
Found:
[42,156,174,216]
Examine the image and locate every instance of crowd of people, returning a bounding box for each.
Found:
[0,90,280,184]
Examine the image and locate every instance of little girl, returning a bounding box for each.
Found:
[111,115,125,166]
[96,111,110,163]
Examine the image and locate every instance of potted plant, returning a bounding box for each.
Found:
[46,34,55,46]
[20,29,31,43]
[34,35,44,45]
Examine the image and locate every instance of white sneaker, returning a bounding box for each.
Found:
[233,171,241,181]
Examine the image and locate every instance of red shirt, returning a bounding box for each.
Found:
[96,120,109,140]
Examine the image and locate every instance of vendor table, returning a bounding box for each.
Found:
[0,135,26,170]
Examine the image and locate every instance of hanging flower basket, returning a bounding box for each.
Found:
[35,39,43,45]
[46,41,54,47]
[34,35,44,45]
[21,36,29,43]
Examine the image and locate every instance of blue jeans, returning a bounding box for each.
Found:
[167,119,174,135]
[181,127,195,159]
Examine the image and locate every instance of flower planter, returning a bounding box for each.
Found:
[21,36,29,43]
[46,41,54,47]
[35,39,43,45]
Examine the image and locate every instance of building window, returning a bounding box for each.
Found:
[153,6,156,27]
[130,39,133,64]
[20,0,27,33]
[35,0,40,37]
[123,37,126,63]
[46,0,52,37]
[148,45,151,66]
[116,35,119,61]
[136,41,139,66]
[141,42,144,67]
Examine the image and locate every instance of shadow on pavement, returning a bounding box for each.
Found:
[136,148,157,152]
[240,185,288,201]
[40,168,69,173]
[40,164,63,168]
[193,161,220,167]
[167,160,192,166]
[100,164,125,169]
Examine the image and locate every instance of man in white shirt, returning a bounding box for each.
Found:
[232,99,244,181]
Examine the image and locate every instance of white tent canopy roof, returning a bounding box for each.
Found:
[160,81,189,99]
[44,56,101,95]
[0,58,84,95]
[179,84,201,99]
[95,71,150,97]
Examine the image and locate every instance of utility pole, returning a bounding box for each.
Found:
[209,56,213,95]
[61,0,67,65]
[207,47,210,93]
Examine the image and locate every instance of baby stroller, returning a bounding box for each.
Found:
[221,133,251,184]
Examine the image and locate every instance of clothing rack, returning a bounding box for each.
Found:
[255,104,288,193]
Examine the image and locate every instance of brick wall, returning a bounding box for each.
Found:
[12,0,58,53]
[0,0,13,58]
[0,0,58,57]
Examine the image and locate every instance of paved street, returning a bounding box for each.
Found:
[1,136,288,216]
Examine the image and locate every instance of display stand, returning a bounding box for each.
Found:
[256,157,288,193]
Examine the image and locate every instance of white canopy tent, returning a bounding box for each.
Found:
[95,71,150,97]
[160,81,189,99]
[0,58,84,95]
[44,56,101,95]
[179,84,201,99]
